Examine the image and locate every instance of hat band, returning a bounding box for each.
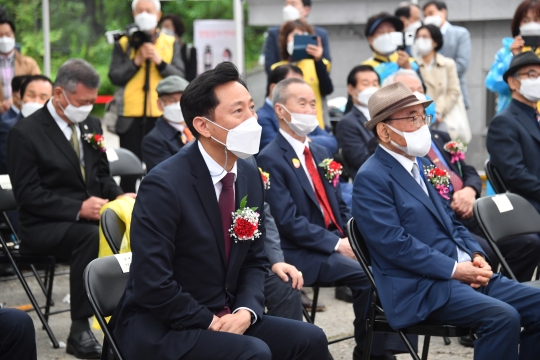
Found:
[373,95,420,119]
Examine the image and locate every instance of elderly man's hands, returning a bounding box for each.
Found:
[271,262,304,290]
[451,186,476,219]
[452,255,493,288]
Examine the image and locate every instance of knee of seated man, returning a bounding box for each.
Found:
[238,337,271,360]
[484,300,520,329]
[1,309,35,339]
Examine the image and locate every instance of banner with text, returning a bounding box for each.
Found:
[194,20,236,76]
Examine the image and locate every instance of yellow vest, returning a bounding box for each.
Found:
[362,52,415,68]
[119,33,175,117]
[271,59,331,129]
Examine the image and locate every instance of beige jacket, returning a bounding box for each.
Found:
[417,52,461,118]
[0,51,41,102]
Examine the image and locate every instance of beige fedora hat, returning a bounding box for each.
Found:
[365,82,433,131]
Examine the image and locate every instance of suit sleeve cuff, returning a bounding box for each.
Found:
[207,315,215,329]
[334,238,341,251]
[233,307,257,325]
[451,261,457,277]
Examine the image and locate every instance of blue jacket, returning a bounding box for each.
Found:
[485,38,515,113]
[264,26,331,76]
[256,100,338,154]
[257,133,351,285]
[114,142,268,359]
[352,146,484,329]
[487,99,540,214]
[142,117,186,172]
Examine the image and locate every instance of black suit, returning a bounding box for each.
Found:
[142,117,186,172]
[430,129,540,282]
[113,142,327,360]
[335,106,374,179]
[7,103,123,319]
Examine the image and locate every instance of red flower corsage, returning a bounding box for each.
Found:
[443,140,467,164]
[229,196,261,242]
[258,167,270,190]
[423,165,450,200]
[318,159,342,187]
[83,133,106,152]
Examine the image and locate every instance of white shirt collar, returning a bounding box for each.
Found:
[10,104,20,114]
[197,140,237,186]
[354,104,371,120]
[440,21,450,35]
[265,98,273,107]
[47,99,70,132]
[167,121,185,133]
[279,128,310,159]
[379,144,417,177]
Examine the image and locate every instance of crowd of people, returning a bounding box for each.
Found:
[2,0,540,359]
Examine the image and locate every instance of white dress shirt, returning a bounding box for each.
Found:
[354,104,371,121]
[168,121,186,134]
[47,100,84,166]
[379,145,471,277]
[10,104,20,114]
[197,141,257,326]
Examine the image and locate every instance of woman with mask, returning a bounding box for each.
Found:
[271,19,332,129]
[160,14,198,82]
[415,24,470,142]
[485,0,540,113]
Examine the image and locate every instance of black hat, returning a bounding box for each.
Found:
[503,51,540,83]
[365,13,404,37]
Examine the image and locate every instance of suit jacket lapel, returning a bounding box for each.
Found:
[276,134,319,209]
[189,142,227,268]
[311,145,342,228]
[511,102,540,144]
[228,162,248,273]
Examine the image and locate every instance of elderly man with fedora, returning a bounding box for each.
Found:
[142,75,192,172]
[352,81,540,360]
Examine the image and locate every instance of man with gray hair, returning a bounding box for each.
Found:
[7,58,135,359]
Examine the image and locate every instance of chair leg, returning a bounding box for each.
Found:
[421,336,430,360]
[311,287,320,323]
[30,264,54,306]
[397,330,421,360]
[302,306,313,324]
[443,336,451,345]
[44,260,56,322]
[363,307,375,360]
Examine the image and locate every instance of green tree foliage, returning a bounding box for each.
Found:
[0,0,265,96]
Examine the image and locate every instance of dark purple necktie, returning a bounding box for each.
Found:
[218,173,235,264]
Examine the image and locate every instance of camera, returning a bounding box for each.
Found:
[105,24,152,49]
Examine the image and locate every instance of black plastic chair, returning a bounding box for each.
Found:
[100,209,126,254]
[484,160,507,194]
[84,254,131,360]
[474,193,540,286]
[0,187,62,348]
[347,218,472,360]
[107,148,145,177]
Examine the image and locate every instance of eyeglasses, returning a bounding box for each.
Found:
[517,70,540,79]
[385,114,432,127]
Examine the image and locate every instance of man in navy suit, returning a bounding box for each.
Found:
[258,77,406,360]
[113,62,327,360]
[258,63,337,153]
[142,75,192,172]
[354,82,540,360]
[264,0,331,76]
[0,75,26,127]
[487,51,540,215]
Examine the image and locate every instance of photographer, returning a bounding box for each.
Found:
[108,0,185,192]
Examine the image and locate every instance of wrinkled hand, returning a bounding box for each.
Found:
[397,50,412,69]
[271,262,304,290]
[134,43,162,66]
[80,196,109,221]
[337,238,357,260]
[210,310,251,335]
[451,187,476,219]
[1,99,12,113]
[306,37,324,62]
[510,35,525,56]
[117,193,137,199]
[452,260,493,288]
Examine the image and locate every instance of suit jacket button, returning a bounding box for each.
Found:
[225,283,229,290]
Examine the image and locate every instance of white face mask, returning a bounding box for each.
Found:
[161,28,175,37]
[386,123,431,157]
[423,15,442,28]
[372,33,398,56]
[0,36,15,54]
[58,90,94,124]
[520,22,540,36]
[283,5,301,22]
[204,117,262,159]
[21,102,44,117]
[280,105,319,136]
[415,38,433,56]
[134,12,158,32]
[519,78,540,102]
[356,87,378,106]
[405,21,422,34]
[287,40,294,56]
[162,102,184,123]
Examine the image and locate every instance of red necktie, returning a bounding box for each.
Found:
[427,147,464,192]
[303,146,343,235]
[218,173,235,264]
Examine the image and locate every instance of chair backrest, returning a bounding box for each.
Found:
[484,160,507,194]
[101,209,126,254]
[347,218,378,294]
[108,148,145,177]
[84,254,131,360]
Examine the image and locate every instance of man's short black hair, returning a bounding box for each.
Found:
[423,1,447,11]
[20,75,53,99]
[395,6,411,19]
[417,24,444,52]
[266,64,303,97]
[11,75,28,93]
[181,62,247,139]
[347,65,380,87]
[302,0,312,7]
[0,17,15,34]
